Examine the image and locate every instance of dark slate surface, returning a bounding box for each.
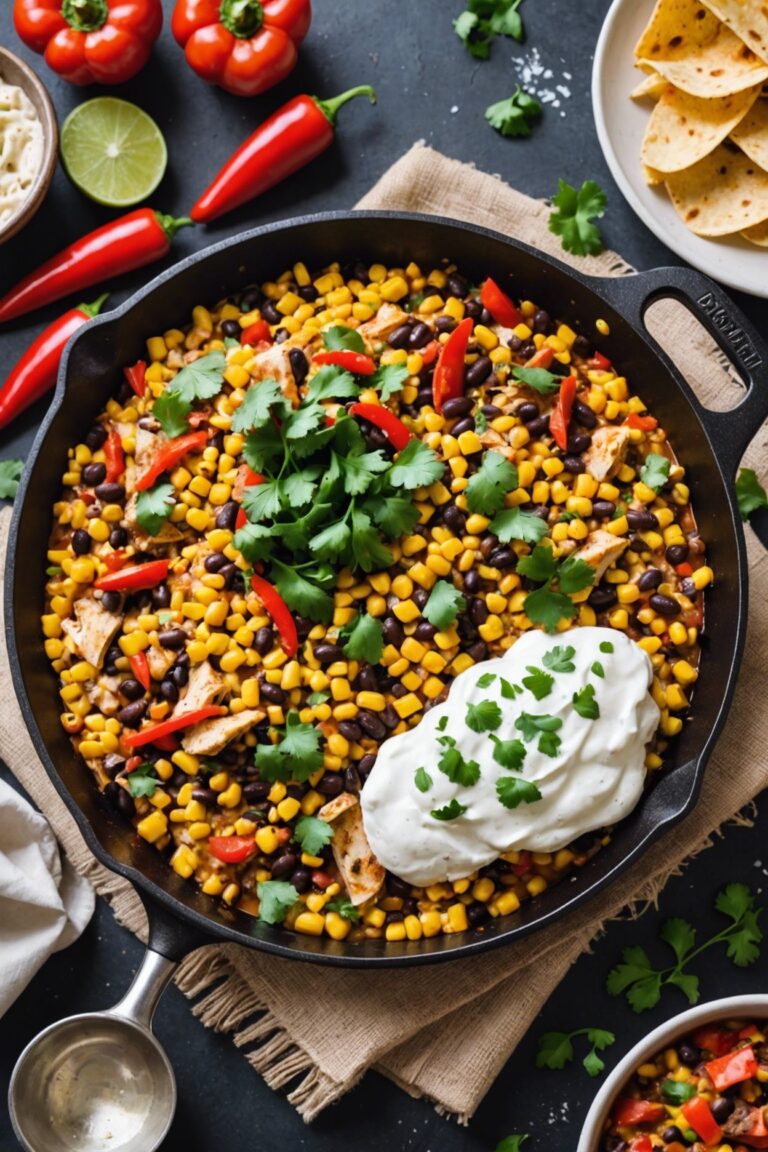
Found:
[1,1,766,1149]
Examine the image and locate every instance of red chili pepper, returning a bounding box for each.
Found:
[94,559,170,593]
[432,316,474,413]
[13,0,162,85]
[348,403,411,451]
[613,1099,666,1127]
[480,277,522,329]
[524,346,554,369]
[241,319,272,345]
[421,340,440,366]
[0,211,192,325]
[103,551,126,574]
[128,652,151,693]
[250,574,297,657]
[171,0,310,97]
[124,705,227,749]
[314,349,376,376]
[625,412,658,431]
[705,1045,758,1092]
[104,426,125,484]
[234,465,264,529]
[135,430,209,492]
[124,360,147,398]
[592,350,613,371]
[693,1027,739,1056]
[0,295,108,431]
[190,85,376,223]
[208,835,257,864]
[681,1096,722,1145]
[549,374,577,451]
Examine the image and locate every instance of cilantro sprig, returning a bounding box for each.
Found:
[431,798,468,821]
[496,1138,528,1152]
[423,580,466,630]
[254,711,323,783]
[126,763,159,799]
[496,775,541,809]
[639,453,671,493]
[515,712,562,757]
[518,543,595,632]
[549,179,607,257]
[536,1028,615,1078]
[454,0,525,59]
[257,880,300,925]
[0,458,23,499]
[490,505,549,545]
[154,350,226,436]
[293,814,334,856]
[466,450,518,515]
[607,883,763,1013]
[326,898,360,922]
[340,612,384,663]
[485,86,541,137]
[438,734,481,786]
[736,467,768,521]
[135,482,174,536]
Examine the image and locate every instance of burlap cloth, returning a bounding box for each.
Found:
[3,143,767,1124]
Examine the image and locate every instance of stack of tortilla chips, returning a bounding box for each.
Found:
[632,0,768,243]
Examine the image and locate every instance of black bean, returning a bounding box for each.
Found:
[532,309,551,334]
[85,425,107,450]
[463,569,480,594]
[204,551,228,573]
[592,500,616,520]
[519,341,537,359]
[442,395,474,419]
[82,462,107,487]
[313,642,343,663]
[408,321,432,349]
[467,903,490,926]
[271,853,297,878]
[532,504,550,520]
[289,348,309,387]
[244,781,271,803]
[259,681,286,705]
[95,481,125,503]
[104,781,135,818]
[338,720,362,741]
[296,283,317,303]
[412,587,429,610]
[678,1044,700,1065]
[562,456,585,474]
[526,414,550,437]
[382,617,405,647]
[434,315,456,334]
[516,402,539,423]
[291,867,311,894]
[215,501,238,531]
[479,307,493,326]
[363,425,389,450]
[169,663,189,689]
[626,508,659,531]
[344,766,362,793]
[109,527,128,549]
[572,335,594,359]
[567,433,592,454]
[317,772,344,796]
[413,621,436,641]
[71,528,91,555]
[416,386,434,408]
[120,678,145,701]
[252,626,273,655]
[680,578,697,597]
[482,403,502,417]
[650,593,679,617]
[118,700,147,727]
[573,399,597,428]
[387,323,413,349]
[261,300,281,324]
[221,319,241,339]
[386,872,411,898]
[443,504,467,535]
[710,1098,734,1124]
[218,562,238,587]
[447,273,469,298]
[451,416,475,437]
[358,711,386,739]
[381,705,399,729]
[458,616,478,642]
[152,583,171,609]
[240,285,264,311]
[356,666,378,693]
[469,598,489,625]
[160,680,179,703]
[508,334,523,352]
[588,584,618,609]
[158,628,186,650]
[489,547,516,569]
[465,356,492,389]
[666,543,689,565]
[570,832,595,852]
[358,754,377,782]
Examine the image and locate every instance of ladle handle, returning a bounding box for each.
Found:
[110,948,178,1031]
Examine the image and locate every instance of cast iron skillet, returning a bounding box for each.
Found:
[7,211,768,971]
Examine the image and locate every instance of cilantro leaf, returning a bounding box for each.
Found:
[282,468,320,508]
[490,505,549,545]
[254,711,324,783]
[270,559,333,624]
[466,699,503,732]
[242,478,283,521]
[572,683,599,720]
[350,507,393,571]
[517,543,558,584]
[543,645,576,673]
[660,918,696,964]
[325,898,361,922]
[490,735,527,770]
[600,640,614,653]
[588,1028,616,1053]
[339,449,390,496]
[364,495,421,539]
[661,1080,696,1105]
[438,738,481,786]
[582,1050,606,1078]
[308,519,352,562]
[558,555,596,595]
[135,482,175,537]
[126,763,158,799]
[294,814,334,856]
[667,970,700,1005]
[627,974,663,1013]
[736,467,768,521]
[423,579,466,630]
[243,425,284,473]
[466,450,519,515]
[486,86,541,137]
[640,452,671,492]
[536,1032,574,1071]
[716,883,763,966]
[500,677,518,699]
[257,880,300,925]
[284,401,327,441]
[454,0,524,59]
[515,711,562,755]
[606,945,654,995]
[388,439,444,490]
[496,775,541,809]
[511,366,562,394]
[231,378,289,432]
[323,325,365,353]
[371,362,409,401]
[169,350,226,403]
[0,458,23,499]
[496,1138,528,1152]
[522,666,554,700]
[523,587,577,632]
[431,798,468,821]
[341,612,384,663]
[591,660,604,678]
[306,365,359,402]
[454,10,492,58]
[415,767,433,793]
[153,389,190,437]
[478,672,497,688]
[307,691,329,705]
[233,522,275,563]
[549,178,607,257]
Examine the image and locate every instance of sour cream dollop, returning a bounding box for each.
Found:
[0,77,43,226]
[361,627,660,887]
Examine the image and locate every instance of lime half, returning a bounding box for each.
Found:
[61,98,167,208]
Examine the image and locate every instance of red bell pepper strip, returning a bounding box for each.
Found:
[705,1045,758,1091]
[13,0,163,85]
[628,1139,652,1152]
[241,319,272,345]
[103,426,125,484]
[124,360,147,398]
[208,835,257,864]
[549,374,577,451]
[0,211,192,325]
[135,430,209,492]
[480,277,522,329]
[0,295,108,431]
[171,0,310,97]
[190,85,376,223]
[681,1097,722,1145]
[592,350,613,371]
[103,550,126,573]
[128,652,151,693]
[613,1099,666,1126]
[421,340,440,366]
[94,559,170,593]
[250,574,298,658]
[625,412,658,431]
[432,316,474,413]
[348,403,411,450]
[524,346,554,369]
[314,349,376,376]
[234,466,264,529]
[693,1027,739,1056]
[124,705,227,749]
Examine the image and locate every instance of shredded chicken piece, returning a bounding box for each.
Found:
[319,792,385,906]
[181,709,265,756]
[572,529,630,584]
[61,595,123,670]
[357,302,408,347]
[583,425,631,482]
[172,660,225,719]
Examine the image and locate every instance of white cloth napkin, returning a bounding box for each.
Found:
[0,776,94,1017]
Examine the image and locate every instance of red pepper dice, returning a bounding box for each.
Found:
[172,0,311,97]
[14,0,163,85]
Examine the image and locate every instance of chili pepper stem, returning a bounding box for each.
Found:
[155,213,194,241]
[315,86,377,126]
[62,0,108,32]
[219,0,264,38]
[78,293,109,319]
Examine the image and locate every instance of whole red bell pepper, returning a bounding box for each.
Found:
[103,426,125,484]
[208,835,257,864]
[128,651,151,692]
[190,85,376,223]
[613,1099,666,1127]
[135,430,209,491]
[0,294,107,431]
[13,0,163,85]
[314,349,376,376]
[432,317,474,412]
[124,360,147,398]
[0,210,192,325]
[171,0,310,97]
[480,277,522,329]
[250,573,297,658]
[348,402,411,451]
[125,704,227,748]
[241,319,271,345]
[705,1045,758,1091]
[549,374,577,451]
[94,559,169,592]
[681,1096,722,1145]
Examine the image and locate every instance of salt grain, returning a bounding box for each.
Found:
[509,46,573,117]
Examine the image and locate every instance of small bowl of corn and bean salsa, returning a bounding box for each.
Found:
[42,256,712,945]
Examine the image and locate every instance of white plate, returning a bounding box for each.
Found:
[592,0,768,298]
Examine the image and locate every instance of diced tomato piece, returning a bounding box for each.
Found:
[705,1045,758,1092]
[682,1096,722,1145]
[614,1099,666,1126]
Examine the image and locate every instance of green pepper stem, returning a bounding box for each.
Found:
[219,0,264,38]
[155,213,194,242]
[62,0,108,32]
[314,86,377,128]
[78,293,109,318]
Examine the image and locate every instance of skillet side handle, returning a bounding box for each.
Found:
[140,889,212,962]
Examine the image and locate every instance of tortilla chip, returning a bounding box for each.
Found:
[665,141,768,234]
[731,95,768,168]
[631,70,668,101]
[635,0,768,97]
[641,82,761,172]
[742,218,768,243]
[703,0,768,64]
[643,163,667,185]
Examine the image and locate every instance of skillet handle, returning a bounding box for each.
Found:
[140,889,212,962]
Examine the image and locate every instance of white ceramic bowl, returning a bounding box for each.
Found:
[578,994,768,1151]
[0,46,58,245]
